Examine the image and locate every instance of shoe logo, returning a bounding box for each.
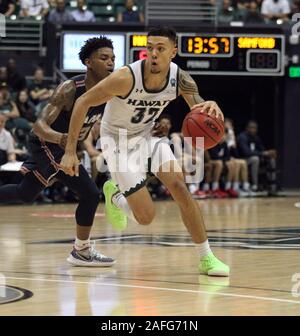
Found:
[73,250,92,262]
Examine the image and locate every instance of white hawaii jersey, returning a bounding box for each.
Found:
[101,60,179,136]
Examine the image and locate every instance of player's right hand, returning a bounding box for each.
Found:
[191,101,224,121]
[60,152,80,177]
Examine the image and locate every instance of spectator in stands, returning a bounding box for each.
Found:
[0,67,9,90]
[48,0,74,25]
[0,114,16,166]
[117,0,144,23]
[20,0,49,18]
[71,0,96,22]
[6,58,27,93]
[236,0,255,10]
[0,84,31,132]
[170,130,209,199]
[0,85,19,129]
[47,0,56,8]
[204,150,227,198]
[218,0,239,23]
[147,114,173,198]
[15,90,37,125]
[208,136,239,197]
[156,114,172,138]
[237,120,277,194]
[13,127,30,162]
[261,0,290,21]
[224,118,251,196]
[83,120,102,181]
[291,0,300,15]
[0,114,25,186]
[27,68,53,115]
[244,1,264,23]
[200,151,214,198]
[0,0,15,16]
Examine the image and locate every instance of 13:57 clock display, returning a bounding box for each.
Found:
[179,35,233,57]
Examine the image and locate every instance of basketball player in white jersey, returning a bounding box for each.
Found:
[61,27,229,276]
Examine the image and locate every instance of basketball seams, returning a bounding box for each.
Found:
[182,108,224,149]
[188,118,218,145]
[189,111,224,131]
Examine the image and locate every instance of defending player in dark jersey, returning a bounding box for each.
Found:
[0,36,116,267]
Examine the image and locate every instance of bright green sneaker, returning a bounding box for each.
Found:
[198,252,230,277]
[103,180,127,231]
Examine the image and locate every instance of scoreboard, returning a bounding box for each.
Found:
[126,32,285,76]
[60,30,285,76]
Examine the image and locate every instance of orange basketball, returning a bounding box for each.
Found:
[182,108,225,149]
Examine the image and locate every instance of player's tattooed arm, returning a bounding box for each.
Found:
[178,69,205,106]
[179,69,224,120]
[33,80,76,146]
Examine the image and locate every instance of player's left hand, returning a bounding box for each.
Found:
[151,122,169,137]
[60,152,80,177]
[191,101,224,121]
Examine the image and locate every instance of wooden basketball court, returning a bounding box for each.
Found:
[0,197,300,315]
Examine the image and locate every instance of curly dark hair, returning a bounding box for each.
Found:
[78,36,114,65]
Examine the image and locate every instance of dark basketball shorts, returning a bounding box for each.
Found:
[21,135,64,187]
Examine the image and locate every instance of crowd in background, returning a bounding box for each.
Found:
[0,0,299,25]
[0,0,145,24]
[214,0,299,24]
[147,115,278,200]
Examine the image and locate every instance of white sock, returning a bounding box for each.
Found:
[196,240,212,259]
[233,181,240,191]
[243,182,250,191]
[225,182,231,190]
[112,192,138,223]
[188,183,198,194]
[212,182,219,191]
[75,237,90,251]
[203,183,210,191]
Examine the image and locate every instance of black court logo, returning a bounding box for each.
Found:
[0,285,33,305]
[31,227,300,250]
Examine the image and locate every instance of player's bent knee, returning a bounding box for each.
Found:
[135,208,155,225]
[81,189,101,205]
[133,203,155,225]
[86,188,101,199]
[168,178,189,199]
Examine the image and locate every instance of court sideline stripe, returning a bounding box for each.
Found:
[2,270,293,294]
[4,276,300,305]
